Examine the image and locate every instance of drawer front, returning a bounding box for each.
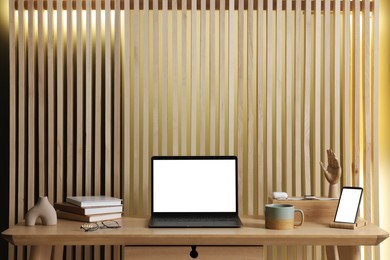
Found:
[124,246,263,260]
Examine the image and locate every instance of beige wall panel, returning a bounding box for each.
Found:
[8,1,381,259]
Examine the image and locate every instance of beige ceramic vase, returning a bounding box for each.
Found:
[25,196,57,226]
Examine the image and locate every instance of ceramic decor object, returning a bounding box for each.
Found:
[25,196,57,226]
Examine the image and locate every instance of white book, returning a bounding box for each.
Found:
[66,196,122,208]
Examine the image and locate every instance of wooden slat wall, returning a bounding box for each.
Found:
[8,0,381,259]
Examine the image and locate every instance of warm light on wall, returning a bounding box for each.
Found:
[7,0,383,259]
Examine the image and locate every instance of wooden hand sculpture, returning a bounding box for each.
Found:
[320,149,341,198]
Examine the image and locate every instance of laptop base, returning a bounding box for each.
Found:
[149,213,242,228]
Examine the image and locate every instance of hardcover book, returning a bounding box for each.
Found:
[54,202,123,215]
[56,210,122,222]
[66,196,122,208]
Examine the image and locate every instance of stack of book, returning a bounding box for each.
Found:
[55,196,123,222]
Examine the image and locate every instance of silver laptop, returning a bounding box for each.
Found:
[149,156,242,228]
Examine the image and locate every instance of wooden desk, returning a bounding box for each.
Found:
[2,216,388,260]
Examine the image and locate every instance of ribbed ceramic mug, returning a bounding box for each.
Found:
[265,204,304,230]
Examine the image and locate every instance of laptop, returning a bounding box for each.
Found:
[334,186,363,224]
[148,156,242,228]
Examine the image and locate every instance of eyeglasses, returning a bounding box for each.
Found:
[80,220,121,232]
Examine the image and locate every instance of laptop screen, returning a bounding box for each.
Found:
[152,156,237,213]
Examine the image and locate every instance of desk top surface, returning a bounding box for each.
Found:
[2,216,388,246]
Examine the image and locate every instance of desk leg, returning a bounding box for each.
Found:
[326,245,339,260]
[29,246,52,260]
[338,246,361,260]
[52,246,64,260]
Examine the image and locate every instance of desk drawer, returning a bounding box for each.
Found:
[124,246,263,260]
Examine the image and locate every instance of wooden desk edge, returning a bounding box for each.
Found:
[1,217,389,247]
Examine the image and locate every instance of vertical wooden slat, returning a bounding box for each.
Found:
[104,0,112,253]
[190,0,197,155]
[303,0,311,196]
[200,0,206,155]
[209,0,216,155]
[314,0,321,195]
[66,0,73,198]
[219,0,225,155]
[172,0,179,155]
[105,0,112,197]
[113,0,121,199]
[153,0,159,155]
[323,0,330,195]
[162,0,168,155]
[124,0,131,216]
[372,0,380,258]
[86,4,92,246]
[275,0,282,193]
[343,0,351,187]
[27,0,35,210]
[363,0,371,258]
[334,0,341,168]
[143,0,150,216]
[285,0,293,197]
[302,1,315,257]
[47,0,54,204]
[37,0,45,198]
[65,3,72,255]
[266,0,274,249]
[85,0,92,197]
[66,1,74,258]
[65,1,72,258]
[56,0,64,204]
[228,0,235,155]
[134,0,140,215]
[9,0,16,257]
[294,0,302,197]
[257,0,264,215]
[76,0,83,196]
[266,0,273,199]
[181,0,187,155]
[237,0,244,215]
[353,0,361,187]
[247,0,254,216]
[95,0,102,196]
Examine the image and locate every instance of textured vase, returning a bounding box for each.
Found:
[25,196,57,226]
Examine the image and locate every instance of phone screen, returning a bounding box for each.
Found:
[334,187,363,223]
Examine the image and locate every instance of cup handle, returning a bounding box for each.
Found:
[294,209,304,227]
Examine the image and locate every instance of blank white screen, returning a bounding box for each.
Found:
[334,188,363,223]
[153,159,236,213]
